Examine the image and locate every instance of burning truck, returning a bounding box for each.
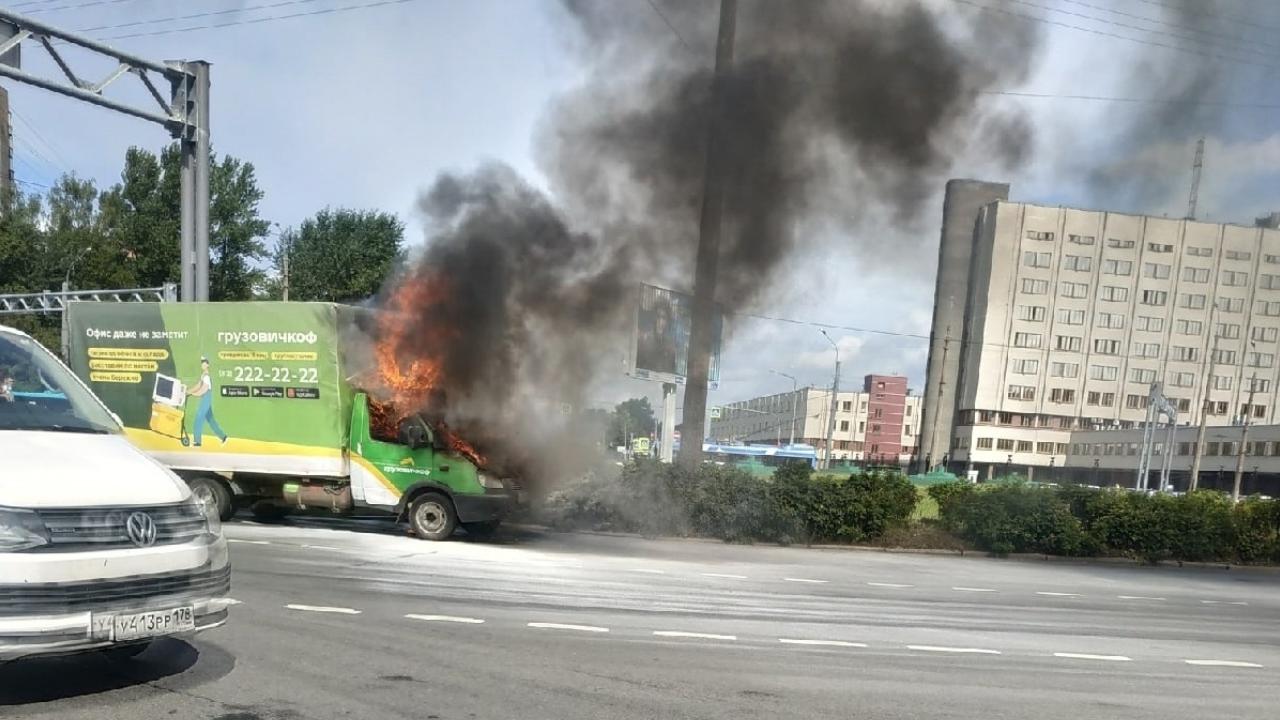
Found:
[65,300,521,540]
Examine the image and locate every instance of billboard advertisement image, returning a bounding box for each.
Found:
[632,284,721,386]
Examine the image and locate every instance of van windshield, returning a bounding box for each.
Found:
[0,331,118,434]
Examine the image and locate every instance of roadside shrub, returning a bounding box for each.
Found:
[937,484,1092,557]
[1234,497,1280,563]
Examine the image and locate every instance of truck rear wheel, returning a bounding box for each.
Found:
[409,492,457,541]
[188,476,234,522]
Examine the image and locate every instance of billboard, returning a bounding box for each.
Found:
[631,284,721,386]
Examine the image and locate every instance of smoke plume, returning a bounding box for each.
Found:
[374,0,1044,490]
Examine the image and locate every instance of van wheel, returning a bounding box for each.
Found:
[462,519,501,538]
[102,641,151,660]
[188,476,234,522]
[409,493,457,541]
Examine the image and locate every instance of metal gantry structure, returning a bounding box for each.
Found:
[0,8,210,302]
[1136,382,1179,493]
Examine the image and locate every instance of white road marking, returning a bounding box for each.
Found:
[1036,592,1082,597]
[302,544,340,551]
[228,539,270,545]
[1054,652,1132,662]
[952,587,997,593]
[908,645,1001,655]
[867,582,914,589]
[630,569,666,574]
[406,614,485,624]
[1185,660,1264,668]
[702,573,748,579]
[779,639,868,648]
[784,578,828,584]
[527,623,609,633]
[1200,600,1248,606]
[654,631,737,641]
[1118,595,1166,601]
[285,604,361,615]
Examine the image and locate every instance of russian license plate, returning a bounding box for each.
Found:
[111,607,196,642]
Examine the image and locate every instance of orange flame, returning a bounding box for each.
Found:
[369,276,487,467]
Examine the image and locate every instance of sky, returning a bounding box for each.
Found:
[3,0,1279,415]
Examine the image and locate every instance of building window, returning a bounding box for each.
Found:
[1140,289,1167,306]
[1064,255,1092,272]
[842,401,852,411]
[1142,262,1171,279]
[1146,242,1173,253]
[1049,388,1075,404]
[1252,327,1278,343]
[1097,312,1125,329]
[1134,342,1161,359]
[1093,338,1121,355]
[1173,345,1199,362]
[1107,238,1135,249]
[906,405,913,416]
[1016,440,1034,452]
[1180,266,1210,283]
[1136,316,1164,332]
[1013,332,1042,348]
[1225,250,1252,261]
[1089,364,1118,381]
[1176,319,1203,335]
[1179,293,1207,310]
[1261,274,1280,290]
[1126,394,1148,410]
[1023,251,1052,268]
[1017,304,1046,321]
[1050,361,1079,378]
[1102,259,1133,276]
[1176,398,1190,412]
[1206,441,1220,455]
[1068,234,1095,245]
[1021,278,1049,295]
[873,408,884,418]
[1025,230,1055,241]
[871,424,881,433]
[1215,297,1243,313]
[998,412,1013,425]
[976,437,993,450]
[996,438,1014,451]
[1100,285,1129,302]
[1171,372,1195,388]
[1188,246,1213,257]
[1218,269,1249,285]
[1212,375,1234,391]
[1012,358,1039,375]
[1036,442,1054,454]
[1257,301,1280,317]
[1056,335,1082,352]
[1215,323,1241,339]
[1248,377,1271,393]
[858,421,865,432]
[978,410,994,423]
[1248,352,1275,368]
[1061,282,1089,299]
[1019,414,1034,427]
[1211,349,1237,365]
[1129,368,1158,384]
[840,420,850,431]
[1007,385,1036,401]
[1056,308,1085,325]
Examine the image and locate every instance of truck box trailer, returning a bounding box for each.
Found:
[66,301,517,540]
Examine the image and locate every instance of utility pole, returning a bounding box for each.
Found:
[678,0,736,469]
[1186,136,1204,220]
[1233,368,1258,502]
[770,370,798,446]
[821,330,841,469]
[1189,306,1219,490]
[925,327,950,472]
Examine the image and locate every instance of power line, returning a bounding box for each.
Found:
[1123,0,1280,35]
[75,0,324,34]
[981,89,1280,110]
[10,109,71,171]
[20,0,142,15]
[951,0,1280,73]
[95,0,423,41]
[641,0,694,54]
[13,176,52,190]
[1059,0,1280,54]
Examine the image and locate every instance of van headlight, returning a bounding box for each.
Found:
[477,472,505,490]
[0,507,51,552]
[191,497,222,537]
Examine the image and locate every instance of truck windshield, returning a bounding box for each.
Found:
[0,331,119,434]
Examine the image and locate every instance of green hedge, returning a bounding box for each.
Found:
[931,482,1280,563]
[541,461,918,545]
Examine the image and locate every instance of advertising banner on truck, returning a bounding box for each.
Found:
[67,302,348,475]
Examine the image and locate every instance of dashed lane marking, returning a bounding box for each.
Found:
[406,614,485,624]
[779,639,868,648]
[630,569,666,574]
[527,623,610,633]
[867,582,914,589]
[302,544,340,551]
[1054,652,1132,662]
[1036,592,1082,597]
[1185,660,1264,668]
[228,539,271,545]
[654,631,737,641]
[1118,596,1166,601]
[1200,600,1248,606]
[908,645,1001,655]
[285,604,362,615]
[952,587,997,593]
[702,573,749,579]
[784,578,828,584]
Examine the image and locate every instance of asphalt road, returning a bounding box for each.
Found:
[3,517,1278,720]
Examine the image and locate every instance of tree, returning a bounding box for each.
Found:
[608,397,657,447]
[274,208,404,302]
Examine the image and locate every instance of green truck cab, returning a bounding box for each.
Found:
[65,301,519,540]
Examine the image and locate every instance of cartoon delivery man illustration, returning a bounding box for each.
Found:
[188,357,228,446]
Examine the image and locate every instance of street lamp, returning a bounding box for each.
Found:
[64,244,94,290]
[819,330,841,470]
[770,370,798,446]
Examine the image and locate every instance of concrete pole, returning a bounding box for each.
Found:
[677,0,736,468]
[179,141,195,302]
[824,361,841,469]
[191,61,211,302]
[660,382,677,463]
[1233,371,1258,502]
[1189,309,1220,490]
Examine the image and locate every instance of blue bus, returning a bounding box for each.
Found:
[688,442,819,469]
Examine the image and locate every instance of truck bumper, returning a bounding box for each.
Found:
[453,489,516,524]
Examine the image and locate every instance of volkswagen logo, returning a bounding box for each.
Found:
[125,511,158,548]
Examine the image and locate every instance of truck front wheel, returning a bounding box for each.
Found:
[408,492,457,541]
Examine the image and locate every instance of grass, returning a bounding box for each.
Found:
[911,485,939,521]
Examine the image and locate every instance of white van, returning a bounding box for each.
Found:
[0,323,230,661]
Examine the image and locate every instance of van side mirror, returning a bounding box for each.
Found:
[397,421,428,449]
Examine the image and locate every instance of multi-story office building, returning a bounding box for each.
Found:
[711,374,921,464]
[920,180,1280,478]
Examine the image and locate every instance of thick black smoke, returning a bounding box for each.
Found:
[380,0,1043,489]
